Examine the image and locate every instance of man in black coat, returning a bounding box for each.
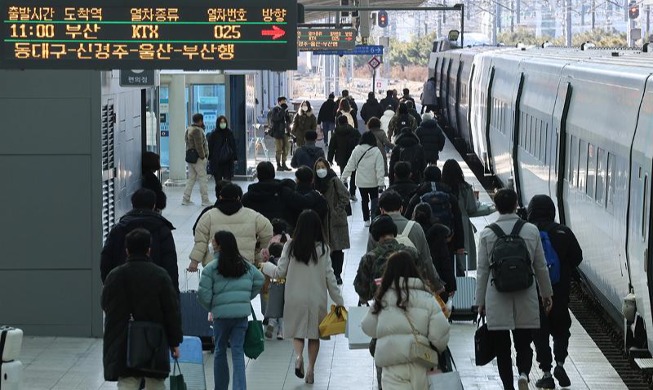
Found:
[242,161,286,222]
[317,92,337,145]
[360,91,384,124]
[404,165,465,265]
[101,188,179,294]
[380,90,398,112]
[102,228,182,386]
[269,96,293,171]
[416,112,446,165]
[328,115,361,200]
[527,194,583,389]
[387,161,419,210]
[405,100,422,126]
[280,166,328,230]
[388,128,426,185]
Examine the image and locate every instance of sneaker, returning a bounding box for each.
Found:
[281,165,292,171]
[201,201,213,207]
[264,323,275,339]
[364,220,371,227]
[276,323,284,340]
[554,365,571,387]
[518,373,529,390]
[181,199,194,206]
[350,195,358,202]
[535,374,555,389]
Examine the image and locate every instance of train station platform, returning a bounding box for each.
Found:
[16,135,627,389]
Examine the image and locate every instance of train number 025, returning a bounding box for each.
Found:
[214,25,241,39]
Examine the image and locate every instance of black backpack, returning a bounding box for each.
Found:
[487,220,534,293]
[420,182,454,231]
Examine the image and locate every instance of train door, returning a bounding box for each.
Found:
[444,59,453,127]
[511,73,525,206]
[553,82,573,225]
[484,67,496,175]
[453,61,463,139]
[628,82,653,350]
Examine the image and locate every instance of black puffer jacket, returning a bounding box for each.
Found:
[527,194,583,297]
[208,127,237,171]
[360,98,384,123]
[318,98,337,124]
[280,180,328,230]
[328,124,360,168]
[420,222,456,294]
[141,172,167,211]
[102,256,182,381]
[416,119,446,164]
[291,142,325,169]
[101,209,179,293]
[387,179,419,209]
[241,179,285,222]
[388,131,425,185]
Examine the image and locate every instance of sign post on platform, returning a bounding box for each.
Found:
[367,55,380,94]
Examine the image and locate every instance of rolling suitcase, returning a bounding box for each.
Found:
[180,273,213,350]
[0,327,23,362]
[165,336,206,390]
[450,252,477,321]
[0,360,23,390]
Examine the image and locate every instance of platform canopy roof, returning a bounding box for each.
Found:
[302,0,427,22]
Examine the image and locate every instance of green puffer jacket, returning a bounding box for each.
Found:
[198,255,264,319]
[354,239,419,302]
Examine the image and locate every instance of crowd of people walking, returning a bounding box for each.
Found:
[100,89,584,390]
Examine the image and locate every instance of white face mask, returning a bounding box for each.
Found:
[316,168,328,178]
[219,122,227,129]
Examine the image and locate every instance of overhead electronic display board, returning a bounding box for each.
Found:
[297,28,356,51]
[0,0,298,70]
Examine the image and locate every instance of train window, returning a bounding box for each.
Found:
[568,135,577,185]
[542,121,548,164]
[643,174,648,238]
[530,116,535,155]
[578,139,588,193]
[596,147,607,206]
[520,112,527,148]
[587,143,596,199]
[607,153,615,206]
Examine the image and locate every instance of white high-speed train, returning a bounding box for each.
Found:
[429,43,653,354]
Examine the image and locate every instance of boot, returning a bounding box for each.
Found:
[276,157,282,171]
[281,163,291,171]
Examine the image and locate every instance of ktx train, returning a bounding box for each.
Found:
[429,44,653,354]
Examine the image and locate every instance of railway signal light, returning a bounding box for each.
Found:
[629,3,639,19]
[378,10,388,28]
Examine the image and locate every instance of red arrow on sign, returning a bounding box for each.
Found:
[262,25,286,40]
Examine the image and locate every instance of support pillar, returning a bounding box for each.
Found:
[165,74,187,186]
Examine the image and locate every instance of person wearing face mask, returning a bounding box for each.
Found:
[270,96,293,171]
[291,100,317,148]
[313,157,350,285]
[208,115,237,185]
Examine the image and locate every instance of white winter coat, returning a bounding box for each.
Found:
[475,213,554,330]
[380,110,395,132]
[341,144,385,189]
[361,278,450,368]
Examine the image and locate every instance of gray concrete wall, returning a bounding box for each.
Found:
[0,70,143,337]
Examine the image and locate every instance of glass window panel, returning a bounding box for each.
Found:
[578,139,588,192]
[596,148,607,206]
[607,153,615,205]
[587,143,596,199]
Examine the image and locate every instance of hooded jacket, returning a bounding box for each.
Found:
[190,202,273,266]
[361,277,450,368]
[102,256,182,381]
[291,141,325,169]
[387,179,419,210]
[292,110,317,147]
[360,98,384,123]
[388,131,425,185]
[341,144,385,189]
[380,95,399,112]
[280,181,328,230]
[101,209,179,293]
[388,114,417,141]
[241,179,285,222]
[328,123,360,168]
[527,194,583,297]
[415,119,446,164]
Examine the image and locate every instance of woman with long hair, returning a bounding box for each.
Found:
[198,231,264,390]
[291,100,317,147]
[313,157,350,285]
[208,115,237,183]
[441,158,479,271]
[361,251,450,390]
[261,210,345,384]
[341,131,386,226]
[336,98,355,128]
[141,151,167,212]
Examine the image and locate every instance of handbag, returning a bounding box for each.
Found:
[169,359,187,390]
[244,305,265,359]
[474,315,496,366]
[319,305,348,337]
[126,319,170,375]
[217,142,234,163]
[428,371,463,390]
[265,280,285,318]
[333,180,353,216]
[403,310,438,369]
[185,148,199,164]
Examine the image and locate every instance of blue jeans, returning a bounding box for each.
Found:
[322,121,334,144]
[213,317,248,390]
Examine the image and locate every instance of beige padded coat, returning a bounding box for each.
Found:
[190,206,273,266]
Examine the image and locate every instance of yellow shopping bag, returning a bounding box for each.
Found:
[319,305,348,338]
